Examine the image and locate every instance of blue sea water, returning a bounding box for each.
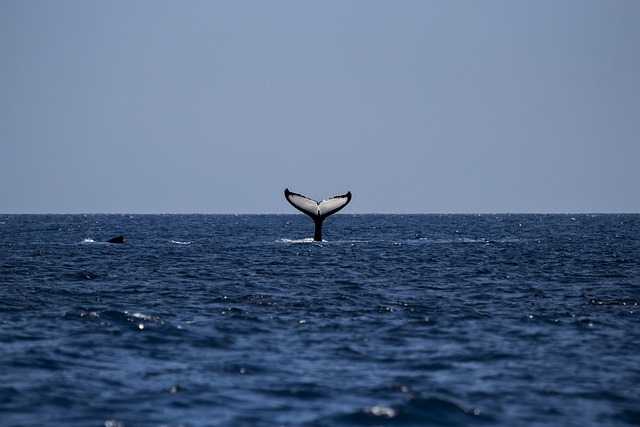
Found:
[1,214,639,427]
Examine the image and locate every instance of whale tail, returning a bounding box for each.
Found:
[284,188,352,241]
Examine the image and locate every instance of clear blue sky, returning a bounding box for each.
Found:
[2,0,639,213]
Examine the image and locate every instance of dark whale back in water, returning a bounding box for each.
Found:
[107,235,126,244]
[284,189,352,241]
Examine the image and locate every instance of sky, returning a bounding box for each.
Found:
[1,0,639,213]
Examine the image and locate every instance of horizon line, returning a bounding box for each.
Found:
[1,212,639,216]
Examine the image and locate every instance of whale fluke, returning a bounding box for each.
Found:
[107,235,126,244]
[284,189,352,241]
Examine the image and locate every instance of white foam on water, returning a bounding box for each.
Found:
[278,238,318,244]
[170,240,192,245]
[495,238,526,243]
[125,311,156,321]
[278,238,369,245]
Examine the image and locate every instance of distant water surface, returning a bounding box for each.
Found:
[1,214,639,426]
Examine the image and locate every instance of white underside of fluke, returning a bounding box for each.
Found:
[284,189,351,218]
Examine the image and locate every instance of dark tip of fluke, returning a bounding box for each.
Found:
[107,235,126,244]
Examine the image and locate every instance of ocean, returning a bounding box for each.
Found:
[1,214,639,426]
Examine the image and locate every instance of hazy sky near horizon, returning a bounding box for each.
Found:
[2,1,639,213]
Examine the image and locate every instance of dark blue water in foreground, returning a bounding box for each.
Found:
[1,214,639,427]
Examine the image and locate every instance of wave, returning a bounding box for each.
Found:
[170,240,192,245]
[396,237,528,245]
[79,238,114,245]
[323,395,493,426]
[65,309,174,333]
[277,238,370,244]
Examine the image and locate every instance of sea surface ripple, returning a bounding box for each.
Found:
[1,214,639,426]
